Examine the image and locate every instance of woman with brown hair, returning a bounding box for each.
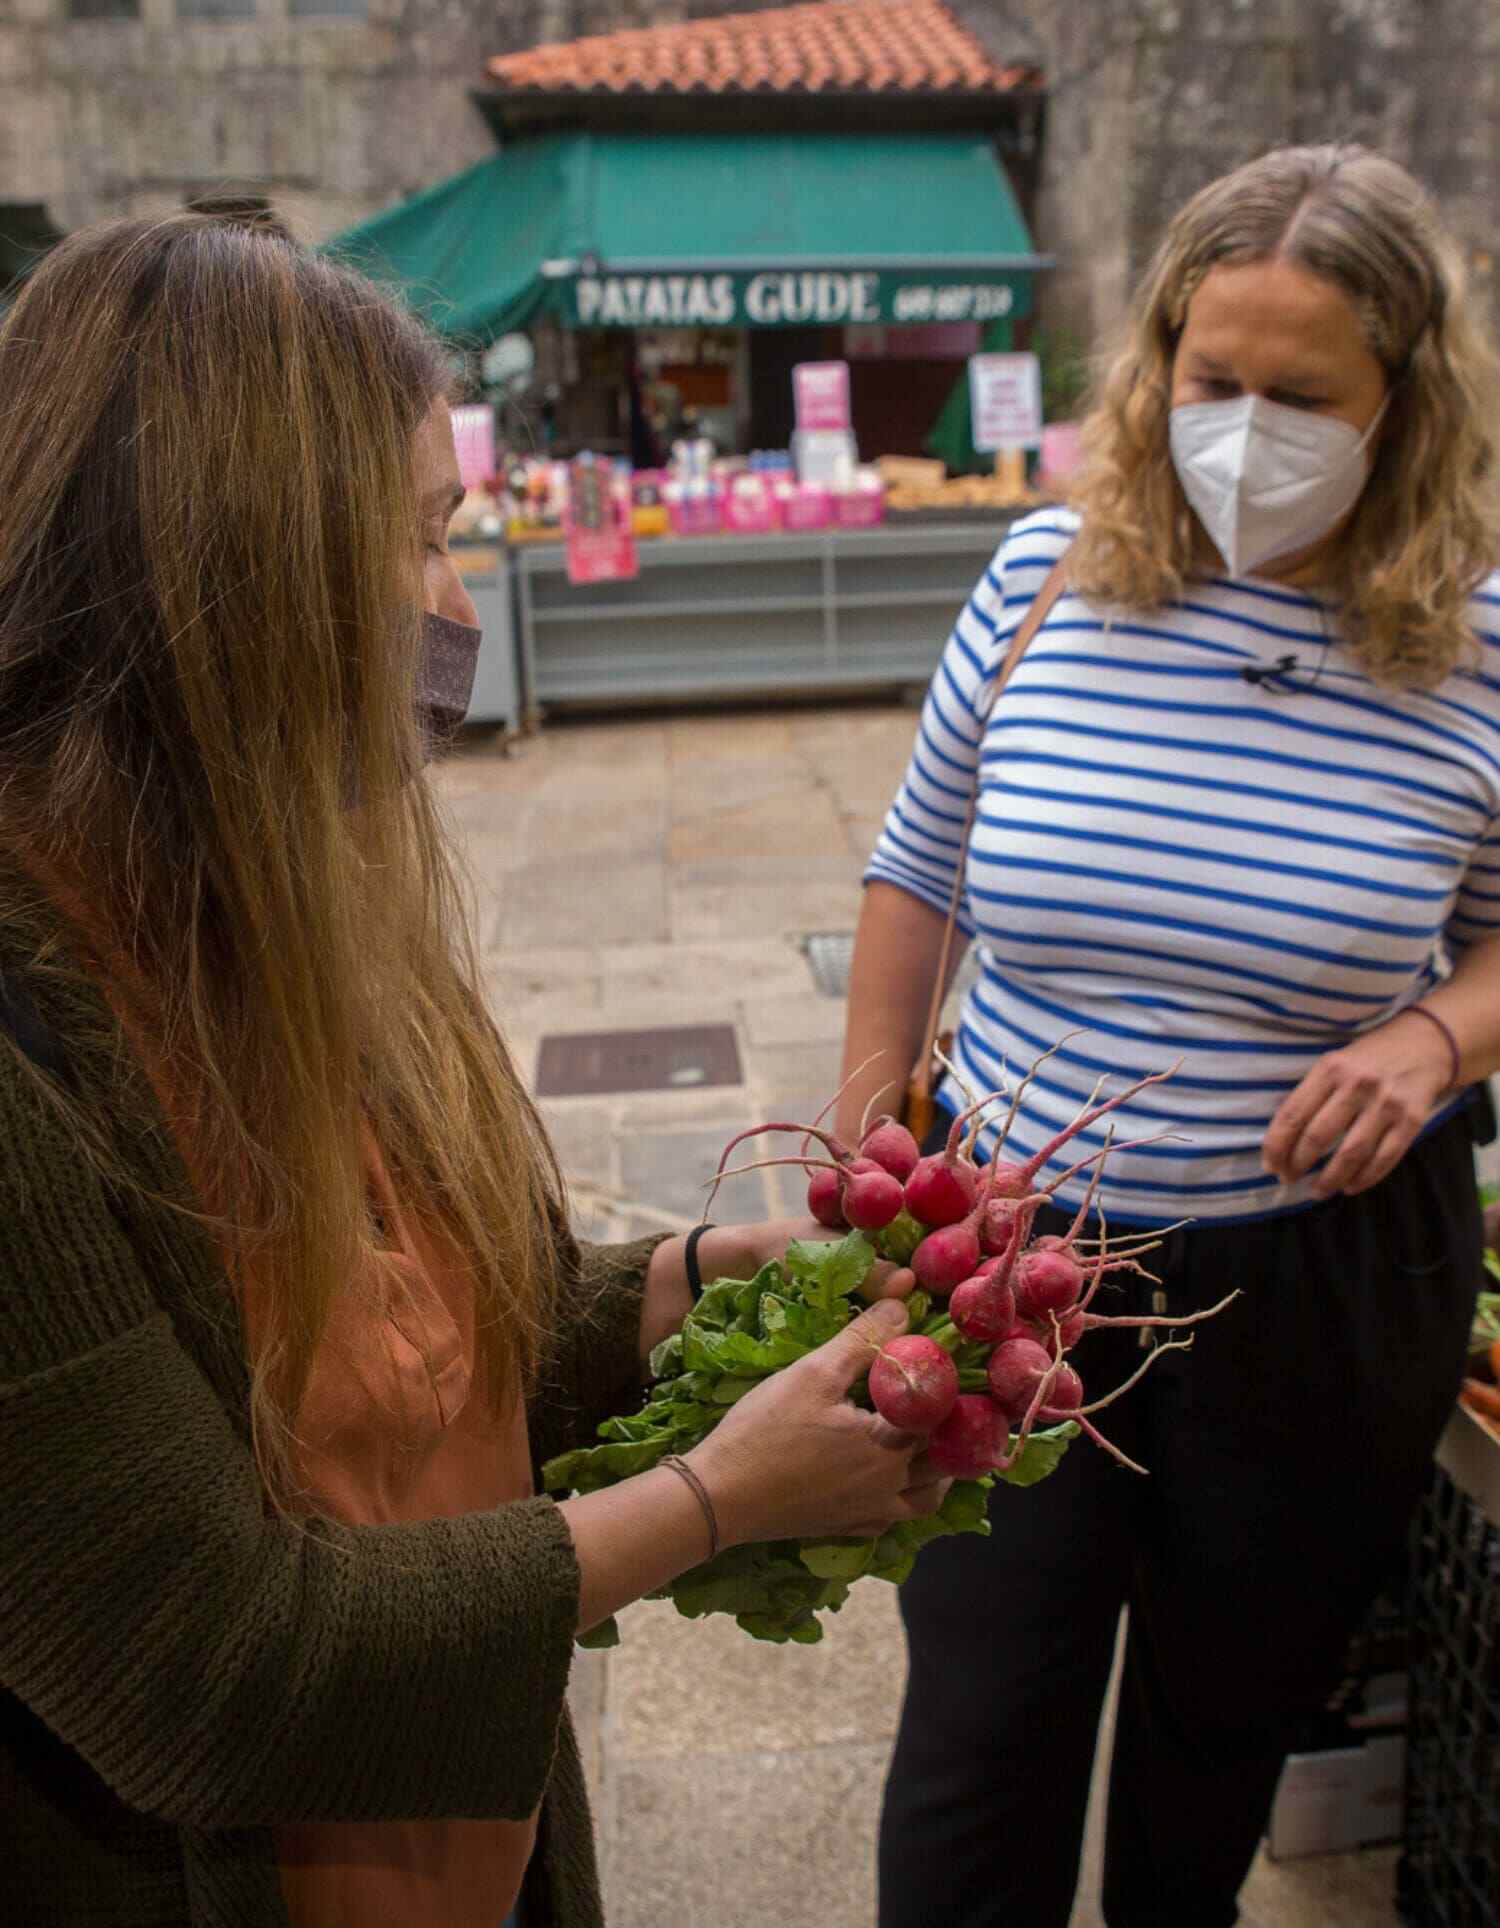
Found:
[0,211,942,1928]
[838,145,1500,1924]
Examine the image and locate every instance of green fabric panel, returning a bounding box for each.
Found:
[324,137,580,340]
[925,317,1015,475]
[325,131,1037,346]
[582,130,1033,265]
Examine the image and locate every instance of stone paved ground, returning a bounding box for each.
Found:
[434,701,1401,1928]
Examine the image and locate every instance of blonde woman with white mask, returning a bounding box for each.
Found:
[838,145,1500,1927]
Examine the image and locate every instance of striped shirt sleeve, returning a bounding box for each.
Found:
[863,537,1013,934]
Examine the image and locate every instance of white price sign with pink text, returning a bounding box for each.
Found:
[968,352,1043,453]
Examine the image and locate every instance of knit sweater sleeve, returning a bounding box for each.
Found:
[0,1052,582,1832]
[528,1226,671,1474]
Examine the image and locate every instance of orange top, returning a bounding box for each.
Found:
[269,1133,540,1928]
[45,868,542,1928]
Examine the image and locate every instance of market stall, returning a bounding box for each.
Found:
[329,120,1056,711]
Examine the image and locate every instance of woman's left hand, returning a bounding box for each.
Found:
[1262,1009,1454,1198]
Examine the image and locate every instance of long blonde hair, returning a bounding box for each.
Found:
[0,213,563,1502]
[1068,144,1500,687]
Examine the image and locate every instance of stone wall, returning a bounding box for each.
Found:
[9,0,1495,300]
[495,0,793,57]
[0,0,503,241]
[953,0,1500,349]
[0,0,806,242]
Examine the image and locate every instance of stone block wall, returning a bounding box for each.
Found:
[953,0,1499,351]
[7,0,1495,320]
[2,0,502,242]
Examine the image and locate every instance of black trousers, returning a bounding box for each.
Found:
[878,1110,1481,1928]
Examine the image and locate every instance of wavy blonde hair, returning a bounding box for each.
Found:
[1068,144,1500,688]
[0,214,563,1505]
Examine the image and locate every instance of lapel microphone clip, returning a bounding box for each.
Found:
[1241,653,1300,687]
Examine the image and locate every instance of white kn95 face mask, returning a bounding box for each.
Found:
[1169,391,1387,578]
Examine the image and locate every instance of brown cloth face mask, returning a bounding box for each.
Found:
[420,610,482,755]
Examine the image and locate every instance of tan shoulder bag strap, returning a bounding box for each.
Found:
[909,554,1071,1120]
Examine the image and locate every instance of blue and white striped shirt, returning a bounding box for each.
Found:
[866,510,1500,1223]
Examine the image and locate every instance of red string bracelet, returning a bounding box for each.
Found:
[1404,1003,1461,1094]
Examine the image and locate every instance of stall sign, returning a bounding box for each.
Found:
[793,362,851,433]
[969,352,1043,453]
[561,269,1031,329]
[450,404,497,489]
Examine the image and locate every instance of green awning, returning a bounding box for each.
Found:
[327,131,1046,343]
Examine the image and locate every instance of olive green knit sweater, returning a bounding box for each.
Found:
[0,884,664,1927]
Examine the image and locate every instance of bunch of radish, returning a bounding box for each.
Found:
[707,1046,1236,1479]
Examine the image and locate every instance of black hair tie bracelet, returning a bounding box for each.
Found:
[684,1222,715,1302]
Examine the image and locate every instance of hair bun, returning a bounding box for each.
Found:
[186,194,294,244]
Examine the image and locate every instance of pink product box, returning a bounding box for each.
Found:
[833,490,886,528]
[668,494,723,536]
[721,492,778,534]
[778,485,832,531]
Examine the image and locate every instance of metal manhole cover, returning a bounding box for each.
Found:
[536,1024,743,1098]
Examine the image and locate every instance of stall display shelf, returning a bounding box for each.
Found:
[510,521,1016,712]
[1400,1405,1500,1926]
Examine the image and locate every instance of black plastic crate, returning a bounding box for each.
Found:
[1399,1413,1500,1928]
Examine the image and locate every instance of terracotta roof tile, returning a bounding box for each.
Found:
[487,0,1041,99]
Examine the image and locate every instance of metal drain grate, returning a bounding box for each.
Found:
[801,931,982,1001]
[802,931,855,998]
[536,1024,742,1098]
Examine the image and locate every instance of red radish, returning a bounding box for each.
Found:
[903,1095,1001,1227]
[1027,1308,1086,1350]
[904,1153,978,1230]
[978,1190,1039,1255]
[1014,1248,1085,1321]
[984,1157,1030,1201]
[840,1162,906,1232]
[986,1336,1055,1420]
[860,1116,921,1184]
[867,1336,960,1433]
[1041,1364,1084,1412]
[949,1272,1018,1343]
[927,1394,1011,1478]
[978,1198,1017,1256]
[912,1218,985,1295]
[806,1165,847,1229]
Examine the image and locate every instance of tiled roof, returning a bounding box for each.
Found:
[486,0,1041,99]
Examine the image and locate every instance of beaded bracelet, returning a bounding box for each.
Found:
[683,1221,715,1302]
[660,1454,720,1561]
[1405,1003,1461,1094]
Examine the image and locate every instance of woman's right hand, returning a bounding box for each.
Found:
[686,1300,949,1546]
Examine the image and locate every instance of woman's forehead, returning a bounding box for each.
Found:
[1181,258,1377,376]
